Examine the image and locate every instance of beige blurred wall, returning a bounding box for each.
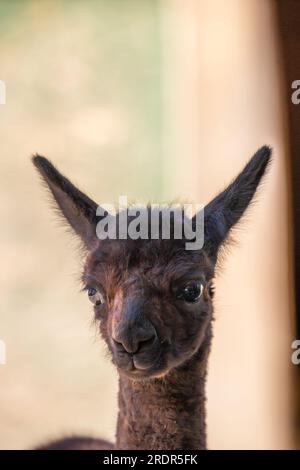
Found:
[161,0,295,449]
[0,0,296,450]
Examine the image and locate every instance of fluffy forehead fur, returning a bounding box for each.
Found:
[82,205,212,298]
[84,238,214,292]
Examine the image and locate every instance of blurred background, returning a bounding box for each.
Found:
[0,0,298,449]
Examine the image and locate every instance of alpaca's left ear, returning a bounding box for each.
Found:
[32,155,100,250]
[200,145,272,260]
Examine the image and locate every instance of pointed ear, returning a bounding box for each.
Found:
[32,155,99,250]
[202,145,272,260]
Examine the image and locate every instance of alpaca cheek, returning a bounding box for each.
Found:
[179,311,210,352]
[99,319,109,343]
[192,314,211,350]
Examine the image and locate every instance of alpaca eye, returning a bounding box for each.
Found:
[87,287,105,306]
[178,281,203,303]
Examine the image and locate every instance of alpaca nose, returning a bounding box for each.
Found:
[112,324,157,354]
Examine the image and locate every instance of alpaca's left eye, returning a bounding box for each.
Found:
[178,281,203,303]
[87,287,105,306]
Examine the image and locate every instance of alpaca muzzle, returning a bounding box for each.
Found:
[111,297,161,372]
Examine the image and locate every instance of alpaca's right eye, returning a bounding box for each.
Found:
[87,287,105,306]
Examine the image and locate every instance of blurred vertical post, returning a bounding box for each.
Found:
[161,0,294,449]
[276,0,300,448]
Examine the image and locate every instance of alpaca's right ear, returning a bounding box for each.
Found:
[202,145,272,261]
[32,155,99,250]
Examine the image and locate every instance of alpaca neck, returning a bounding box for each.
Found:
[116,337,210,450]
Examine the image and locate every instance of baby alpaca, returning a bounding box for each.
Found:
[33,146,271,450]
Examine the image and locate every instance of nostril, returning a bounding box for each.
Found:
[113,337,140,355]
[113,338,131,353]
[136,334,156,353]
[112,332,157,355]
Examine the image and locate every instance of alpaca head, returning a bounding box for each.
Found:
[33,146,271,380]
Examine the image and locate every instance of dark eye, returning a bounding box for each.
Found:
[87,287,105,306]
[178,281,203,303]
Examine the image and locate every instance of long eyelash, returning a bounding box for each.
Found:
[209,283,215,298]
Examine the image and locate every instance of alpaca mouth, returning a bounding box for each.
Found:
[116,351,164,379]
[132,356,153,371]
[112,335,164,378]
